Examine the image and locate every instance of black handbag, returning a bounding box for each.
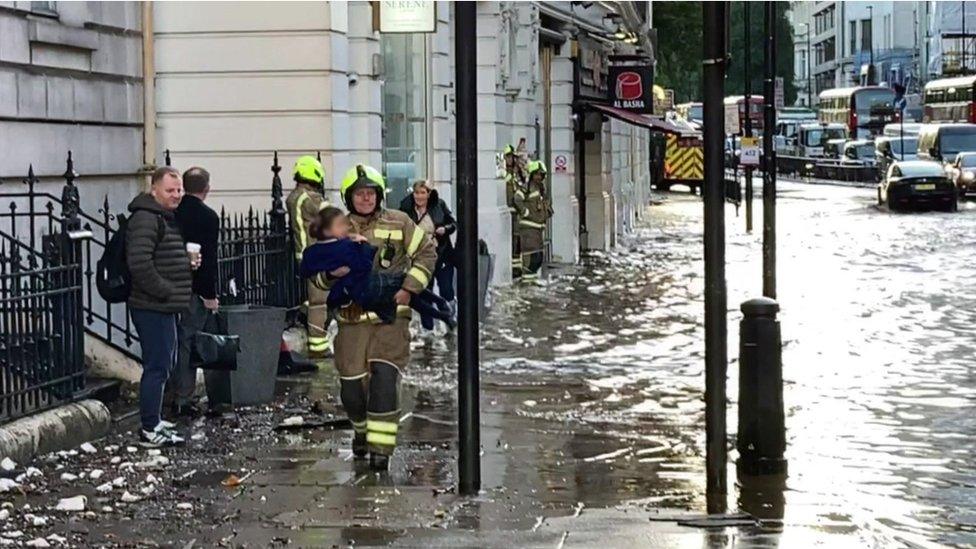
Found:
[191,312,240,371]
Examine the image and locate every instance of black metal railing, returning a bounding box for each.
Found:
[205,150,304,309]
[1,150,305,371]
[0,150,308,424]
[0,199,85,422]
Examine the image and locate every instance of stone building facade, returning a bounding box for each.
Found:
[2,1,653,286]
[0,1,146,214]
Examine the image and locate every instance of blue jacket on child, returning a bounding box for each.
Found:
[299,239,377,308]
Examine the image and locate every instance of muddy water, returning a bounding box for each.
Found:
[412,181,975,547]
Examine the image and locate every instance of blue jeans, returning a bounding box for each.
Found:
[131,308,179,431]
[421,260,456,331]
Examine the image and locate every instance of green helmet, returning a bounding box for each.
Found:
[293,155,325,185]
[503,144,516,155]
[527,160,548,176]
[340,164,386,212]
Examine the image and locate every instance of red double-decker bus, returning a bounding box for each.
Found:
[818,86,898,138]
[923,75,976,123]
[723,96,764,136]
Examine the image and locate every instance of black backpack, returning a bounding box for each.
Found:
[96,213,164,304]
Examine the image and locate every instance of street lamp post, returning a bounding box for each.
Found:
[745,2,754,233]
[867,6,874,83]
[763,1,777,300]
[455,0,481,497]
[703,0,729,511]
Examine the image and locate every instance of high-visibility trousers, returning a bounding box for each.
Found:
[306,280,330,355]
[333,317,410,456]
[519,226,544,280]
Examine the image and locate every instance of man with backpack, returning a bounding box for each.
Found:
[126,166,195,447]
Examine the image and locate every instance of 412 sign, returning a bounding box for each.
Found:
[740,137,761,167]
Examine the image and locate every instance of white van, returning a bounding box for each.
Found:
[917,123,976,164]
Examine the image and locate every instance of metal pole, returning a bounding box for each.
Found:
[455,0,481,496]
[744,3,754,233]
[901,107,905,161]
[965,1,968,74]
[573,54,588,254]
[868,6,874,78]
[806,29,812,106]
[763,1,777,300]
[703,0,729,507]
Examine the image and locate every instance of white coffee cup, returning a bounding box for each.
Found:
[186,242,201,264]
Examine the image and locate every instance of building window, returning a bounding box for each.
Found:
[849,21,857,55]
[814,39,835,65]
[381,34,429,206]
[30,1,57,15]
[861,19,872,52]
[815,71,833,95]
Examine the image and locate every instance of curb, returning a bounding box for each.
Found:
[0,400,111,464]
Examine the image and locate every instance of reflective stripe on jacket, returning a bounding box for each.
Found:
[285,183,327,259]
[513,180,552,229]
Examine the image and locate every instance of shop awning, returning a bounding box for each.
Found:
[583,103,699,137]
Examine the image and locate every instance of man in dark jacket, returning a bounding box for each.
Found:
[127,166,194,447]
[399,180,457,331]
[170,167,219,417]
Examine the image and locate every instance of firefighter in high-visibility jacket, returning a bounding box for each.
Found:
[285,156,331,357]
[513,160,553,281]
[502,144,526,278]
[311,164,437,471]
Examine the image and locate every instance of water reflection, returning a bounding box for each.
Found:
[414,182,974,547]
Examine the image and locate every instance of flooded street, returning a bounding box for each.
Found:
[460,180,976,547]
[5,180,976,548]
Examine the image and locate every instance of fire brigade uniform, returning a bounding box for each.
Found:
[513,160,553,281]
[502,145,526,278]
[285,156,330,357]
[311,164,436,470]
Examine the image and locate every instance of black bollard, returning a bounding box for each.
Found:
[737,297,787,476]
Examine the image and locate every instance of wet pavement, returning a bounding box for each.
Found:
[3,179,976,547]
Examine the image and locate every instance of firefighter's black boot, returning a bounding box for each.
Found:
[352,432,368,460]
[369,452,389,471]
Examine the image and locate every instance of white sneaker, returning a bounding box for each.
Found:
[158,419,177,431]
[139,424,184,448]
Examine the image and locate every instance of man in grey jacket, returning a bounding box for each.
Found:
[127,166,195,447]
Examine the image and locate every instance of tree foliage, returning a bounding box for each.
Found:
[654,2,796,104]
[654,1,703,103]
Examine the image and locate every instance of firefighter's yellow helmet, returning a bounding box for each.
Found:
[527,160,548,176]
[293,155,324,185]
[340,164,386,211]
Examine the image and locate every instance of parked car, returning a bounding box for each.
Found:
[946,152,976,198]
[878,160,957,212]
[917,123,976,164]
[841,140,877,166]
